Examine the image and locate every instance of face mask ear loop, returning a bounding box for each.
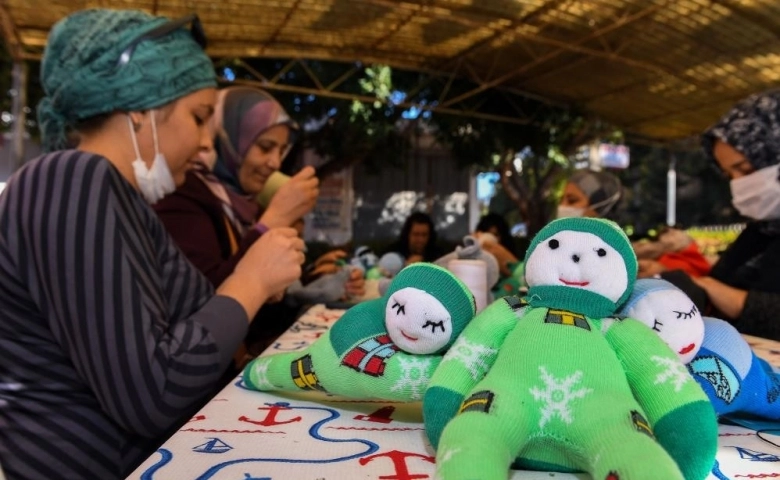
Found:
[591,190,621,215]
[127,115,143,161]
[151,110,160,156]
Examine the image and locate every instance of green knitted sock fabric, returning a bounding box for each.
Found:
[244,263,476,401]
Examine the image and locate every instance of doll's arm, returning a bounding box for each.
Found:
[604,317,717,480]
[423,296,522,448]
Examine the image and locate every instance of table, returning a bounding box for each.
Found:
[129,305,780,480]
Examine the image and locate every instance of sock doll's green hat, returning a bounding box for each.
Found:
[523,217,638,308]
[387,263,476,352]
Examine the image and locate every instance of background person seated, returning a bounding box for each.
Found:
[382,211,444,264]
[557,169,711,279]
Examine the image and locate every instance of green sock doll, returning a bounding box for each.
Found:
[424,217,717,480]
[243,263,476,401]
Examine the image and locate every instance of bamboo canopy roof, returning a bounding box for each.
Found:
[3,0,780,139]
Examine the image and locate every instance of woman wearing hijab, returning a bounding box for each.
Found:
[154,86,319,286]
[154,87,363,354]
[682,90,780,340]
[557,169,710,279]
[0,10,305,480]
[557,169,623,219]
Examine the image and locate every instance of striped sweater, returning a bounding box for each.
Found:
[0,151,248,479]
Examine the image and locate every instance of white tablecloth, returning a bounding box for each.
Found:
[129,305,780,480]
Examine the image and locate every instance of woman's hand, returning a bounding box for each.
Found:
[479,240,518,277]
[220,227,305,319]
[637,259,667,278]
[260,166,319,228]
[309,263,340,278]
[691,275,748,320]
[315,249,348,267]
[343,267,365,299]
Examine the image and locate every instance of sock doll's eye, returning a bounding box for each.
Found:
[392,301,406,315]
[422,320,445,333]
[673,306,697,319]
[548,239,559,249]
[652,319,663,332]
[595,248,607,257]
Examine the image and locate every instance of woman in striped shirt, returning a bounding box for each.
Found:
[0,9,305,480]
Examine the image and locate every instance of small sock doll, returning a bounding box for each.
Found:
[618,278,705,364]
[243,263,476,401]
[351,245,379,276]
[424,218,717,480]
[619,279,780,421]
[366,252,405,280]
[691,317,780,420]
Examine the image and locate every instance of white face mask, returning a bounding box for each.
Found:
[128,111,176,204]
[557,205,586,218]
[730,164,780,220]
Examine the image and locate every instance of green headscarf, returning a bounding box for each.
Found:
[38,8,217,152]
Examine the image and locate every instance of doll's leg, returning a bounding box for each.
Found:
[245,329,353,394]
[435,389,532,480]
[243,349,325,392]
[578,410,685,480]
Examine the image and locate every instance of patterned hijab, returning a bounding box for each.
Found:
[37,9,216,152]
[212,87,298,195]
[702,90,780,234]
[702,90,780,171]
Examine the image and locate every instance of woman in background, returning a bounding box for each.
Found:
[475,212,517,257]
[672,90,780,340]
[557,169,710,280]
[557,169,622,220]
[383,211,443,264]
[154,87,362,354]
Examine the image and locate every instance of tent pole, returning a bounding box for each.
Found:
[11,60,27,171]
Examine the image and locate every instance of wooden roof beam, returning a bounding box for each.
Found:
[436,0,572,69]
[620,91,758,130]
[0,1,23,61]
[268,58,298,84]
[265,0,304,48]
[225,77,532,126]
[298,60,325,90]
[234,58,269,83]
[368,1,426,49]
[439,1,667,108]
[325,64,362,91]
[710,0,780,42]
